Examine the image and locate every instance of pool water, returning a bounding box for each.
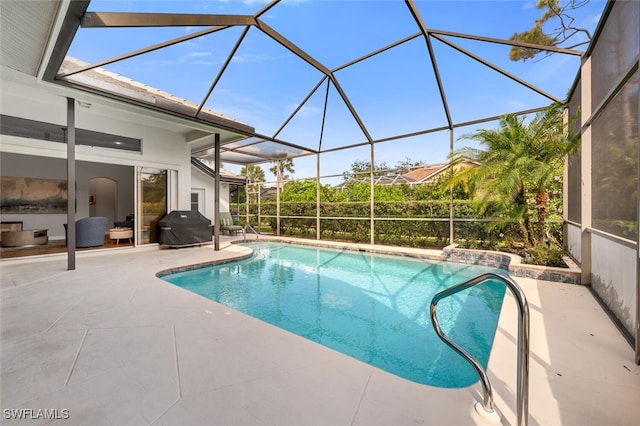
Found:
[162,242,506,388]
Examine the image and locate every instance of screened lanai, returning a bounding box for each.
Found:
[20,0,602,244]
[47,0,591,167]
[2,0,638,362]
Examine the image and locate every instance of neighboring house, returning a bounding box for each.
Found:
[334,174,415,189]
[335,158,479,188]
[402,163,448,185]
[259,185,279,201]
[402,157,480,185]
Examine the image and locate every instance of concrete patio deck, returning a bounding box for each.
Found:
[1,238,638,425]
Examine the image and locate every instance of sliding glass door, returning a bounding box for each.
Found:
[137,168,167,244]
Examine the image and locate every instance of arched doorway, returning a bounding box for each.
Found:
[89,177,117,228]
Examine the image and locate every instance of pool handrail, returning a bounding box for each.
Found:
[430,270,530,426]
[244,223,259,241]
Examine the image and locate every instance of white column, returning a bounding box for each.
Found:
[580,57,592,285]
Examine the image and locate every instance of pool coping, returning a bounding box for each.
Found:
[232,236,583,285]
[155,251,254,278]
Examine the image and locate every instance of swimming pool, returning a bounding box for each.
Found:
[161,242,506,388]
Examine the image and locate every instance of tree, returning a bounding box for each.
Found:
[395,157,424,174]
[240,164,265,203]
[280,179,335,203]
[509,0,592,61]
[269,158,295,198]
[450,103,580,247]
[269,159,295,181]
[343,159,390,181]
[240,164,265,183]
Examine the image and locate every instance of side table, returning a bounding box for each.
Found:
[109,228,133,245]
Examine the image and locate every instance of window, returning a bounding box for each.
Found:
[191,193,199,211]
[1,114,142,153]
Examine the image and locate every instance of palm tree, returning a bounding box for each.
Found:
[269,159,295,183]
[451,103,580,247]
[240,164,266,203]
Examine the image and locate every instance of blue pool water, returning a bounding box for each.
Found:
[161,242,506,388]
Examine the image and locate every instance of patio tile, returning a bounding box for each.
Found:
[3,368,177,426]
[1,329,86,408]
[65,325,177,388]
[0,284,85,340]
[2,241,639,426]
[352,367,489,426]
[157,360,372,426]
[153,386,268,426]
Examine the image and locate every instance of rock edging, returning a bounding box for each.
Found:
[443,244,582,285]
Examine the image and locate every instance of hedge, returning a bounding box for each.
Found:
[234,200,562,249]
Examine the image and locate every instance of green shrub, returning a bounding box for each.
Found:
[234,199,567,266]
[520,243,568,267]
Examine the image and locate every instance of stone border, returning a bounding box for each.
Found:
[443,244,583,285]
[239,237,582,285]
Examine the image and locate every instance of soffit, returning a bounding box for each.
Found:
[0,0,256,157]
[0,0,59,76]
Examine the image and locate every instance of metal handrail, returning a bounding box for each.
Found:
[244,223,259,241]
[430,271,530,426]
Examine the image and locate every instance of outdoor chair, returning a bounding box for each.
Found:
[219,212,243,235]
[65,216,108,248]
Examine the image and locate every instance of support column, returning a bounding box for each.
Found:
[580,57,592,285]
[276,161,281,237]
[245,176,249,227]
[636,60,640,365]
[449,129,455,245]
[66,98,76,270]
[563,107,570,251]
[214,133,221,251]
[370,143,375,245]
[316,154,321,240]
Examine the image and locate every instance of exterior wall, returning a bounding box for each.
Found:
[566,222,582,263]
[1,70,189,179]
[1,68,194,240]
[566,0,639,349]
[0,153,134,240]
[591,233,637,336]
[190,167,230,221]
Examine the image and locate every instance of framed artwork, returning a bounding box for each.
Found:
[89,194,96,205]
[0,177,68,214]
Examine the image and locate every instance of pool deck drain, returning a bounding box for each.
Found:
[1,237,639,425]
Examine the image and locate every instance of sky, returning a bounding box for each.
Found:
[68,0,606,183]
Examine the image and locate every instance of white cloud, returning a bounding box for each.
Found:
[279,0,310,6]
[186,51,212,58]
[506,99,529,110]
[243,0,271,6]
[287,103,321,119]
[231,52,271,63]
